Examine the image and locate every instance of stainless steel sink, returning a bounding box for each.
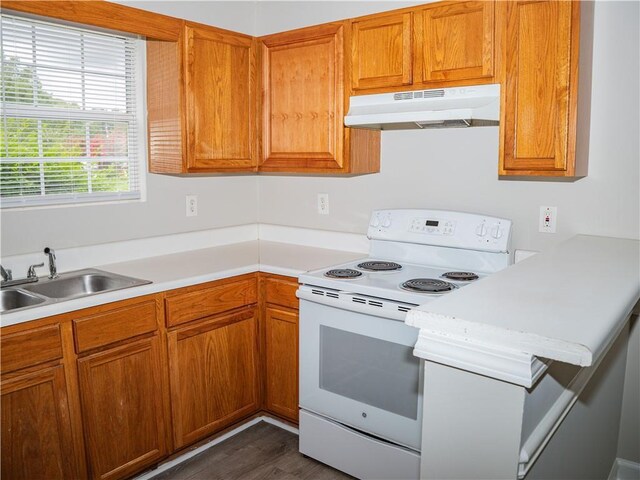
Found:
[0,289,47,313]
[23,271,148,299]
[1,269,151,314]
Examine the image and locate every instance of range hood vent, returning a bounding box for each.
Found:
[394,89,445,101]
[345,84,500,130]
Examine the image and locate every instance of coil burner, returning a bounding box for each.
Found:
[400,278,457,294]
[324,269,363,279]
[357,261,403,272]
[441,271,479,282]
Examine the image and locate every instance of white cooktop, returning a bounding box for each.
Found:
[299,259,488,306]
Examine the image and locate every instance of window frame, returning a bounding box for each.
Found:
[0,14,148,210]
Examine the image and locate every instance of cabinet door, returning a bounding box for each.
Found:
[264,306,299,423]
[501,0,579,175]
[185,25,257,171]
[1,365,80,480]
[416,1,494,84]
[261,23,345,172]
[351,12,413,90]
[78,336,168,480]
[167,308,259,449]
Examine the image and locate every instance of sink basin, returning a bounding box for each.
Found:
[0,289,47,313]
[23,269,151,300]
[1,269,150,315]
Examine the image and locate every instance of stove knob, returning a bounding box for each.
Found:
[370,216,380,227]
[491,224,503,239]
[475,223,487,237]
[381,216,392,228]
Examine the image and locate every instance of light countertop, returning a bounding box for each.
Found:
[406,235,640,367]
[1,240,365,327]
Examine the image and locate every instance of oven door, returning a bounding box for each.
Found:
[299,297,423,451]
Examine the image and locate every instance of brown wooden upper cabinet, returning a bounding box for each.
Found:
[143,0,585,179]
[147,23,258,173]
[415,1,495,84]
[351,12,413,90]
[350,1,496,94]
[260,23,380,174]
[499,0,584,177]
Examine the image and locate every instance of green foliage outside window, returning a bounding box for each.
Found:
[1,55,132,199]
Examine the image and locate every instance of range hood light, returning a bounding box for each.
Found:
[414,119,472,129]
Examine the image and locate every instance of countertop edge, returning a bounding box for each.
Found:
[406,309,594,367]
[0,264,262,328]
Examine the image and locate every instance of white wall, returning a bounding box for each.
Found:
[255,1,423,36]
[618,315,640,463]
[0,175,258,255]
[118,0,257,35]
[527,324,629,479]
[0,1,259,257]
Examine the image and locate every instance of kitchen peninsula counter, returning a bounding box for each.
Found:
[406,234,640,369]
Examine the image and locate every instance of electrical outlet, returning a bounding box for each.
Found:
[186,195,198,217]
[317,193,329,215]
[539,206,557,233]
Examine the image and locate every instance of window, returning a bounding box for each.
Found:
[0,14,146,208]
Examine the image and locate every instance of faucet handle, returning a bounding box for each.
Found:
[28,262,45,279]
[0,264,12,282]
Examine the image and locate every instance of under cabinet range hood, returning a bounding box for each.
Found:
[344,84,500,130]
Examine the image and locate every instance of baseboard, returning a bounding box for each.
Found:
[133,415,298,480]
[608,458,640,480]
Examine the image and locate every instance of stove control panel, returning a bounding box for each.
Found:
[409,217,455,236]
[368,209,512,253]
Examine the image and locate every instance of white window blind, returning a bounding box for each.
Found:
[0,14,145,208]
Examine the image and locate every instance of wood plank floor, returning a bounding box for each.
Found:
[151,422,353,480]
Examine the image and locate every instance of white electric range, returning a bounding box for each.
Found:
[297,209,513,480]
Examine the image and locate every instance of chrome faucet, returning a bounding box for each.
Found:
[1,262,42,287]
[0,264,12,283]
[44,247,59,279]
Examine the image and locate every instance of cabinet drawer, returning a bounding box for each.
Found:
[1,324,63,374]
[263,276,299,310]
[73,299,158,353]
[165,277,258,327]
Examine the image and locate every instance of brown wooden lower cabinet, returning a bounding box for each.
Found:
[0,273,300,479]
[264,305,299,422]
[1,365,79,480]
[260,273,300,424]
[77,335,168,480]
[167,306,260,449]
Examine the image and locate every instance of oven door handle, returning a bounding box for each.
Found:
[296,288,410,322]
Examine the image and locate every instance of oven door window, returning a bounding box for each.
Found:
[319,326,420,420]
